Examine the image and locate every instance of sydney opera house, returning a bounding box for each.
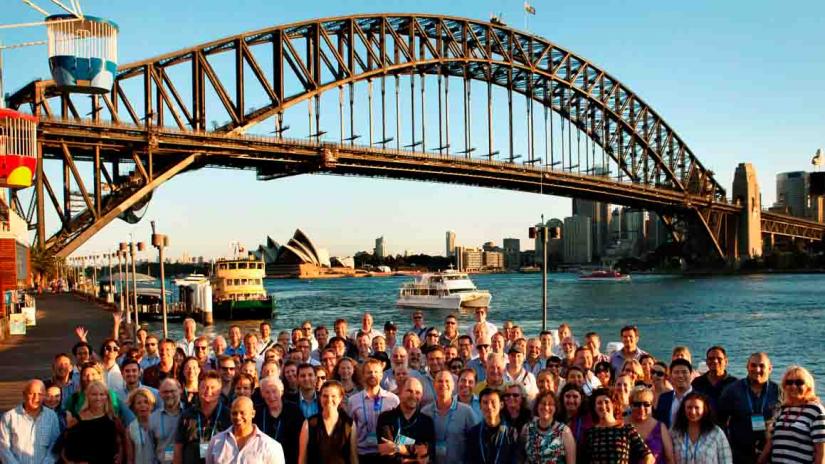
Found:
[252,229,355,278]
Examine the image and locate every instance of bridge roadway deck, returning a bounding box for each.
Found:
[0,293,115,410]
[38,118,717,212]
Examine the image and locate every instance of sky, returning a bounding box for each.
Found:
[3,0,824,260]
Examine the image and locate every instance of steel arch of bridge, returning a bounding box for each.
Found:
[11,13,822,260]
[14,13,724,201]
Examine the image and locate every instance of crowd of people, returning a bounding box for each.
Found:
[1,305,823,463]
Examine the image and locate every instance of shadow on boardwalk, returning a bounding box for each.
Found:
[0,293,115,410]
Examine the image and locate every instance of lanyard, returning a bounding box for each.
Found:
[196,402,222,442]
[361,392,383,431]
[479,424,505,464]
[438,399,458,442]
[573,417,582,441]
[396,412,419,441]
[745,381,769,415]
[683,434,703,463]
[262,411,281,439]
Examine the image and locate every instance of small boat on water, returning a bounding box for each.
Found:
[211,256,276,320]
[579,269,631,282]
[397,270,491,309]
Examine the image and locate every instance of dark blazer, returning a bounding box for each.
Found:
[653,390,676,428]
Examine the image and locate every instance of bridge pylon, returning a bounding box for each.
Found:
[732,163,763,259]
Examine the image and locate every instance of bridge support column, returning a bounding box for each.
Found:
[732,163,762,259]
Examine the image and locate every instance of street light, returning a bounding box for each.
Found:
[129,240,146,333]
[119,243,130,323]
[529,216,561,331]
[151,220,170,338]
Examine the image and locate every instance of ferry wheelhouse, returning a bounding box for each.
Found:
[212,257,275,320]
[397,271,491,310]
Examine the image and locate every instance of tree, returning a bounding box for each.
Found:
[29,245,58,285]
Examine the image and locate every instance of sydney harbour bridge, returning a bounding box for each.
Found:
[6,14,823,261]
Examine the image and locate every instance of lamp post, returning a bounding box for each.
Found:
[116,250,125,314]
[91,254,98,299]
[151,221,170,338]
[129,240,146,332]
[106,252,114,303]
[529,216,561,331]
[119,243,130,323]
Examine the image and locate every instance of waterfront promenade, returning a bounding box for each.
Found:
[0,293,115,410]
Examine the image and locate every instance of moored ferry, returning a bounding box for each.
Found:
[397,270,491,309]
[212,256,276,320]
[579,269,631,282]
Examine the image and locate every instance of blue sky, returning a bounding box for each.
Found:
[4,0,824,259]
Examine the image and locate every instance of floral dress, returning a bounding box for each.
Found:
[521,418,569,464]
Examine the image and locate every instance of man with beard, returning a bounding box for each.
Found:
[350,358,400,463]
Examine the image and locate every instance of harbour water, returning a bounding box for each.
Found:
[145,272,825,394]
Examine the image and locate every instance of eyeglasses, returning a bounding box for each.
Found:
[476,344,490,349]
[784,379,805,388]
[651,370,666,378]
[146,342,157,346]
[631,401,652,408]
[220,365,236,371]
[445,321,456,325]
[104,345,119,353]
[503,393,521,399]
[195,346,208,350]
[413,316,423,320]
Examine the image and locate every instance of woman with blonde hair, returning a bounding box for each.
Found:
[628,386,675,464]
[764,365,825,463]
[63,380,127,463]
[622,359,646,386]
[127,387,156,464]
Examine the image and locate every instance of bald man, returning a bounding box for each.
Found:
[205,396,285,464]
[0,379,61,463]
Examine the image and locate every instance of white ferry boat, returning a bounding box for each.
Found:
[397,271,492,309]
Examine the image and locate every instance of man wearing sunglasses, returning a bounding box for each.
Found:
[141,335,161,370]
[439,315,460,348]
[410,311,429,340]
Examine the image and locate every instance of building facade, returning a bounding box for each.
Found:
[374,236,386,259]
[502,238,520,270]
[445,230,456,257]
[563,215,592,264]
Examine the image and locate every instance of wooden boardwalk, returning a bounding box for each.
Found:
[0,293,116,410]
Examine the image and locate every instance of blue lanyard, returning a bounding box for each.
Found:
[361,392,383,431]
[196,402,222,441]
[574,417,582,441]
[683,434,703,463]
[479,424,505,464]
[745,381,769,415]
[262,411,281,439]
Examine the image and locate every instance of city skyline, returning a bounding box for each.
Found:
[4,0,823,259]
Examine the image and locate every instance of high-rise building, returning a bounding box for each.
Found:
[622,208,646,255]
[572,198,610,258]
[775,171,808,218]
[609,208,623,240]
[502,238,520,270]
[445,230,456,257]
[535,218,564,265]
[374,236,386,259]
[563,215,592,264]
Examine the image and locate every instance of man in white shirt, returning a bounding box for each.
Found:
[471,307,497,343]
[176,318,198,357]
[349,312,383,344]
[206,396,285,464]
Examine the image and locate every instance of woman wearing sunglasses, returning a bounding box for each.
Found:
[628,386,675,464]
[502,383,532,432]
[581,388,654,464]
[651,361,672,406]
[763,366,825,463]
[670,392,731,463]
